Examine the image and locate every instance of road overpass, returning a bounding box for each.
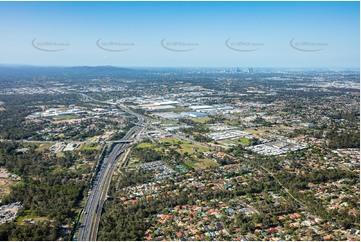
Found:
[76,103,148,241]
[106,139,133,143]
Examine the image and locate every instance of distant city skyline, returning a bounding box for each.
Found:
[0,1,359,68]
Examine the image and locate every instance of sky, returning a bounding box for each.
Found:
[0,1,359,68]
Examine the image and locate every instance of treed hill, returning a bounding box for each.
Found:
[0,65,141,81]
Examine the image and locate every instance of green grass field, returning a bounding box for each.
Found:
[191,117,212,123]
[136,142,156,149]
[159,138,210,155]
[81,143,102,151]
[219,137,250,146]
[227,120,241,126]
[16,209,49,224]
[158,138,184,145]
[160,120,180,125]
[193,158,218,170]
[167,107,192,113]
[136,138,216,170]
[52,114,77,120]
[56,152,65,158]
[35,143,52,152]
[238,137,250,145]
[184,158,218,170]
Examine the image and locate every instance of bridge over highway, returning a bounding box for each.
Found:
[106,139,133,143]
[75,102,148,241]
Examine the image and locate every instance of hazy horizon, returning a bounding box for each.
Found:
[0,64,359,70]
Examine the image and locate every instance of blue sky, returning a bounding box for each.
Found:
[0,1,359,68]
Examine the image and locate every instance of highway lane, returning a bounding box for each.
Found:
[77,141,131,241]
[0,93,148,241]
[77,105,148,241]
[0,139,56,144]
[77,143,124,241]
[89,143,132,240]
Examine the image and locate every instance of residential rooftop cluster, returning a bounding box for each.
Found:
[0,67,358,241]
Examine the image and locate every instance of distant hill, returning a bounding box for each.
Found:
[0,65,140,80]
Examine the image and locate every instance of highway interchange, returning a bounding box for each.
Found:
[76,104,148,241]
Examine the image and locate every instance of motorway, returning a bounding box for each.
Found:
[76,104,148,241]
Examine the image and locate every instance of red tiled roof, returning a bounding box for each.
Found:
[268,227,278,233]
